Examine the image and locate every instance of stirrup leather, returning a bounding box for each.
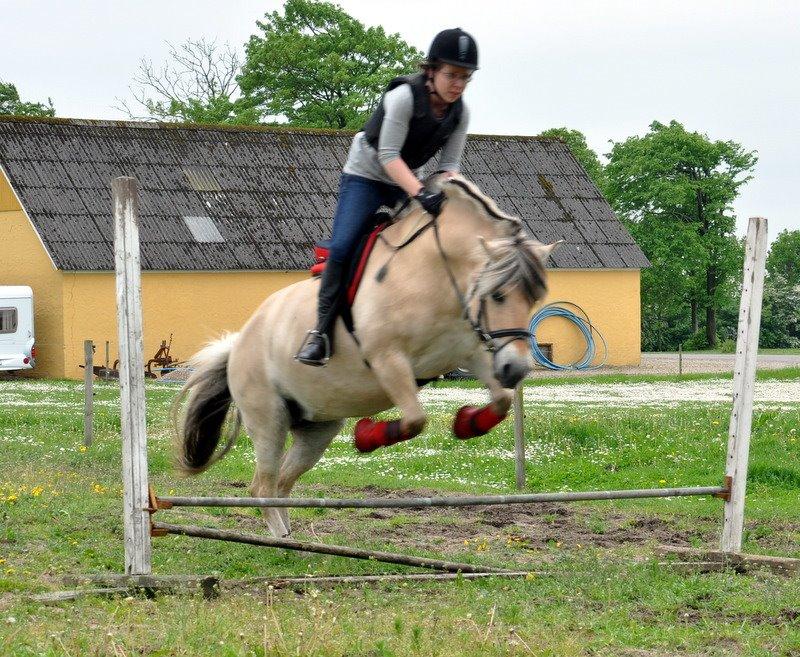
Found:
[294,329,331,365]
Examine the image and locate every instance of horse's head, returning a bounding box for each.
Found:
[436,175,559,388]
[470,234,557,387]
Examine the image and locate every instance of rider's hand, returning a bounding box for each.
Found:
[414,189,446,217]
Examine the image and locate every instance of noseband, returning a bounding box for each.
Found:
[468,295,533,355]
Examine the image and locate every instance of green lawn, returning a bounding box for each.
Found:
[0,372,798,656]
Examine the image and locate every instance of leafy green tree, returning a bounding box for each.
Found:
[119,39,259,125]
[538,127,607,192]
[760,273,800,348]
[605,120,756,348]
[0,82,55,117]
[766,229,800,288]
[239,0,423,129]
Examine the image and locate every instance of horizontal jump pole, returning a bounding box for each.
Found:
[152,521,510,574]
[157,485,728,510]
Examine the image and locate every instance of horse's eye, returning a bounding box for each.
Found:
[491,290,505,304]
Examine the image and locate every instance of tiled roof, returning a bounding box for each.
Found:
[0,117,649,271]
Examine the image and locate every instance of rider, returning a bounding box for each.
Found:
[295,27,479,366]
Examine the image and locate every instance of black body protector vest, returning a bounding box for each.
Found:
[362,73,464,170]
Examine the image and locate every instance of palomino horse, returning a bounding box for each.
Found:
[174,175,557,537]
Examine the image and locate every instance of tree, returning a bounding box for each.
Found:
[0,82,55,117]
[605,120,756,348]
[119,39,259,125]
[760,273,800,348]
[538,127,607,192]
[238,0,423,129]
[766,229,800,288]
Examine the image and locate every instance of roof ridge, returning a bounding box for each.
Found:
[0,115,564,142]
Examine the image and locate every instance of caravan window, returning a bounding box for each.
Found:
[0,308,18,334]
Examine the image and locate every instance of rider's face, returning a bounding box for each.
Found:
[432,64,473,103]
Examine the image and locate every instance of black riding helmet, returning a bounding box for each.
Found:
[427,28,479,70]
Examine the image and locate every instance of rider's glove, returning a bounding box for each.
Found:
[414,189,446,217]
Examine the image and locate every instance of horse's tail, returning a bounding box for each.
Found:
[172,332,242,476]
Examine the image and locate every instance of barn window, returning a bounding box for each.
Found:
[0,308,18,334]
[182,216,225,243]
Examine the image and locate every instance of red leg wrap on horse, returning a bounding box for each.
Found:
[453,404,508,439]
[354,418,411,453]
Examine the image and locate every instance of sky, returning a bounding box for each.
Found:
[2,0,798,242]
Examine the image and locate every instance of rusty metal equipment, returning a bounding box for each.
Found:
[96,334,184,379]
[145,334,180,377]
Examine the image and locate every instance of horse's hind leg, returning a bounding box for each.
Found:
[238,396,292,538]
[276,420,343,534]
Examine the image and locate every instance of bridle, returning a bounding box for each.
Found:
[431,221,533,356]
[375,182,536,360]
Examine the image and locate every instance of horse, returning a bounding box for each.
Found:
[174,175,557,537]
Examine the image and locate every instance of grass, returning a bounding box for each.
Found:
[0,372,798,655]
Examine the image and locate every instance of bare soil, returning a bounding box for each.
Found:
[173,484,798,570]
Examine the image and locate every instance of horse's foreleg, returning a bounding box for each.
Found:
[452,350,513,439]
[277,420,343,533]
[354,351,427,452]
[463,350,513,415]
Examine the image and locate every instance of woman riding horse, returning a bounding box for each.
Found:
[295,27,479,366]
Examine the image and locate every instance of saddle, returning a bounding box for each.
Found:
[309,207,394,307]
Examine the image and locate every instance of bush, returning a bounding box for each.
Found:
[682,331,714,351]
[719,338,736,353]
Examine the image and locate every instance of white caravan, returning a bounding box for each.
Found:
[0,286,35,371]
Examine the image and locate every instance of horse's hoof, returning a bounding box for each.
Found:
[453,404,508,439]
[354,418,409,452]
[354,418,382,452]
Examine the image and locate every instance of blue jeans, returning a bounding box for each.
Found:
[327,173,406,264]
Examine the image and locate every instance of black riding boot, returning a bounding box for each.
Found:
[295,259,347,366]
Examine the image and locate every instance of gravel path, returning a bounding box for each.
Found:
[422,378,800,410]
[527,352,800,379]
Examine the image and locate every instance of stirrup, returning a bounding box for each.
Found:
[294,329,331,366]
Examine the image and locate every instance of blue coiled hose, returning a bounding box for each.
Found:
[528,302,608,370]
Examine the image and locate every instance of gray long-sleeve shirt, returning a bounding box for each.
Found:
[343,84,470,185]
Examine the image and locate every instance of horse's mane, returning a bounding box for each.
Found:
[391,174,549,304]
[471,235,548,304]
[393,174,521,232]
[441,175,522,231]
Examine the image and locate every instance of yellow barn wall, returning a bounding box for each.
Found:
[536,269,641,367]
[0,176,66,378]
[60,271,308,379]
[56,268,641,378]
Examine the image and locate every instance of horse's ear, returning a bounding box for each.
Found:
[478,236,500,258]
[531,240,561,263]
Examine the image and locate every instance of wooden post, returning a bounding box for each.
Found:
[513,383,525,490]
[720,217,767,553]
[83,340,93,447]
[678,343,683,376]
[105,340,110,378]
[113,177,152,575]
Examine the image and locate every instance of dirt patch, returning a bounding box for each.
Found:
[162,483,800,569]
[171,484,728,569]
